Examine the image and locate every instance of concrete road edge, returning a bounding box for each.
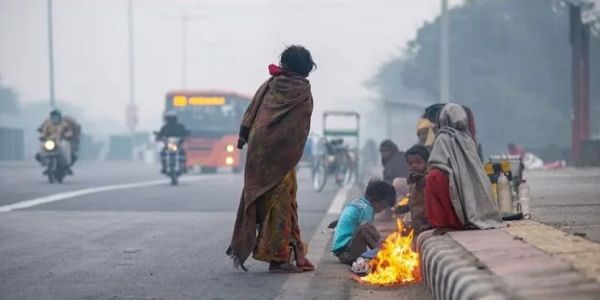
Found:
[417,231,516,300]
[275,185,355,300]
[418,220,600,300]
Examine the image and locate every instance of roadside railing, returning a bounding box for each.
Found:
[0,127,24,161]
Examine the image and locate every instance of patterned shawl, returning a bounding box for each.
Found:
[226,72,313,270]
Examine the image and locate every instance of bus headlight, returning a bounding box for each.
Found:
[44,140,56,151]
[167,143,178,151]
[225,156,234,166]
[226,144,235,153]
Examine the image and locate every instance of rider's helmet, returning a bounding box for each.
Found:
[164,110,177,124]
[50,109,62,124]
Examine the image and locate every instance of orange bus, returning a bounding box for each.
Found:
[165,90,251,172]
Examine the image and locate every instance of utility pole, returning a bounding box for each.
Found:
[163,12,204,89]
[181,14,189,89]
[178,13,207,89]
[439,0,450,103]
[570,3,591,165]
[47,0,56,108]
[128,0,135,113]
[127,0,138,160]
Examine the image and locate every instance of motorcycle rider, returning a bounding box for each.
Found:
[62,115,81,163]
[36,109,78,174]
[156,111,188,174]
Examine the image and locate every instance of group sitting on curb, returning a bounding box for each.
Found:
[331,103,503,266]
[223,45,502,272]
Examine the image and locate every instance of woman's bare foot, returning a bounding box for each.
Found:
[269,261,302,273]
[296,257,315,272]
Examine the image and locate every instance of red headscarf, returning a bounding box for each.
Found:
[268,64,302,77]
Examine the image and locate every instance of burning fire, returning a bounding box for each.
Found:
[361,219,420,286]
[397,193,410,207]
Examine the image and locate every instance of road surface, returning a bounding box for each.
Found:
[527,168,600,243]
[0,162,342,299]
[1,161,598,299]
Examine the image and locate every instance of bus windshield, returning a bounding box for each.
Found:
[166,95,249,136]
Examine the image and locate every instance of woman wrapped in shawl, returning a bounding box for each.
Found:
[226,46,316,273]
[425,103,502,229]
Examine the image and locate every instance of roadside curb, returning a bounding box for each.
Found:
[418,220,600,300]
[275,185,359,300]
[503,220,600,284]
[418,231,515,300]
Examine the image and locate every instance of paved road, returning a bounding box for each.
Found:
[527,168,600,243]
[2,162,596,299]
[0,162,163,206]
[0,162,341,299]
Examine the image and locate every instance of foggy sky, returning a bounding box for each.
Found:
[0,0,462,138]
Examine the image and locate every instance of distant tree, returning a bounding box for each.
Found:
[370,0,600,151]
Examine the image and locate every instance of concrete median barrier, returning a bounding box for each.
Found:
[418,221,600,300]
[0,127,24,161]
[418,231,513,300]
[579,139,600,167]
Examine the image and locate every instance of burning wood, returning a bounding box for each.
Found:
[360,219,421,286]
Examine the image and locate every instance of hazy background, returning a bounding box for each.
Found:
[1,0,598,160]
[0,0,461,140]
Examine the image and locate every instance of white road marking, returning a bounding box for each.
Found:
[0,175,220,213]
[275,185,353,300]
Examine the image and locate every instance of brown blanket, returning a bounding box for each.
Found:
[227,74,313,270]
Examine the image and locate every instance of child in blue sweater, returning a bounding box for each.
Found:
[331,179,396,265]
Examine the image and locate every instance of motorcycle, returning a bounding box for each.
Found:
[312,139,354,192]
[40,138,70,184]
[156,134,184,186]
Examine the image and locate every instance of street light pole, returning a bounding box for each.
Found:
[163,12,204,90]
[439,0,450,103]
[127,0,138,161]
[181,14,188,89]
[128,0,135,110]
[47,0,56,108]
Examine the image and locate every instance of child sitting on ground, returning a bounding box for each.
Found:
[405,144,431,236]
[331,179,396,265]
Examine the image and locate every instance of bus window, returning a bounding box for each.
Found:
[221,102,234,117]
[167,96,249,135]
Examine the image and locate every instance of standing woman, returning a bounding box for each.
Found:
[227,45,316,273]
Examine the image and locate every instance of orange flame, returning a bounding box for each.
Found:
[361,219,420,286]
[398,194,410,207]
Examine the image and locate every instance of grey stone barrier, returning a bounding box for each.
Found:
[417,230,518,300]
[0,127,24,161]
